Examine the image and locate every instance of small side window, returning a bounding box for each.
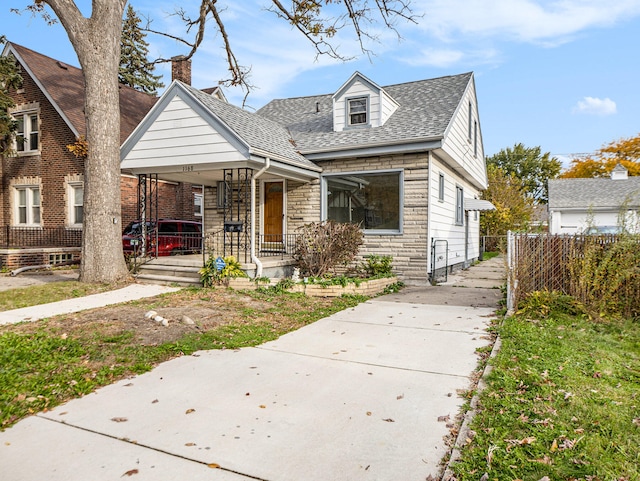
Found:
[438,173,445,202]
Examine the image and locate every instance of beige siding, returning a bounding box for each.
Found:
[313,153,430,283]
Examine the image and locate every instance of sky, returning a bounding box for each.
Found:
[2,0,640,167]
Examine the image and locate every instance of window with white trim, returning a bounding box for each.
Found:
[68,184,83,226]
[194,193,203,217]
[438,173,445,202]
[455,186,464,226]
[14,111,39,153]
[324,170,402,233]
[347,97,368,126]
[15,186,41,226]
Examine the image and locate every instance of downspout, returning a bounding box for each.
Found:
[251,157,270,278]
[426,151,433,282]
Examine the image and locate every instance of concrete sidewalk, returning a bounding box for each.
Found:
[0,284,180,325]
[0,257,505,481]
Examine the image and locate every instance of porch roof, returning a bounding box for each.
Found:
[120,81,321,185]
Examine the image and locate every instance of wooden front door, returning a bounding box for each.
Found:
[264,182,283,243]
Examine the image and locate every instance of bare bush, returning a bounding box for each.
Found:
[293,221,364,277]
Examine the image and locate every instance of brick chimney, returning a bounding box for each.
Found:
[171,55,192,85]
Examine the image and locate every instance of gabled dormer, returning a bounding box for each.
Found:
[332,72,399,132]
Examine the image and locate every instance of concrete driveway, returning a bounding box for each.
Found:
[0,258,504,481]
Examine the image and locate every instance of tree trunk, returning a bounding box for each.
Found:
[47,0,129,283]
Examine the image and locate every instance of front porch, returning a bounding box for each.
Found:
[132,254,297,287]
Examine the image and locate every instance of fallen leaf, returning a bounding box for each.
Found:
[550,438,558,452]
[437,414,450,422]
[59,412,68,416]
[259,405,266,409]
[208,463,220,469]
[124,383,134,387]
[397,394,404,400]
[245,393,250,396]
[382,418,395,422]
[111,417,128,423]
[366,411,372,416]
[151,399,158,404]
[121,468,138,477]
[185,442,196,447]
[185,408,195,414]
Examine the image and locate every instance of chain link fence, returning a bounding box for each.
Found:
[506,232,640,317]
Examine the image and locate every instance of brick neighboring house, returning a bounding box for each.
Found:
[0,42,202,269]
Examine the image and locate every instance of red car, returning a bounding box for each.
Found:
[122,219,202,257]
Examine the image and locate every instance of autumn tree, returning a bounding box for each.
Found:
[480,164,534,236]
[561,133,640,178]
[119,4,163,95]
[17,0,416,284]
[487,143,561,204]
[0,35,22,154]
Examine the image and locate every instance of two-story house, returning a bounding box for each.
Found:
[0,42,204,269]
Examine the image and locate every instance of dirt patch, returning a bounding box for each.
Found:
[0,287,318,347]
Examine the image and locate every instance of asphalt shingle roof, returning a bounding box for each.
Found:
[548,177,640,209]
[184,83,318,170]
[10,42,157,144]
[257,72,473,153]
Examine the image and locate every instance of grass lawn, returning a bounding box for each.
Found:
[450,291,640,481]
[0,283,368,430]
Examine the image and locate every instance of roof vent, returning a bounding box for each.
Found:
[56,61,68,70]
[315,101,320,113]
[611,163,628,180]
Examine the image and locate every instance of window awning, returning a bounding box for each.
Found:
[464,199,496,211]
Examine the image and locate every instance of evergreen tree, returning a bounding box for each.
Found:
[119,5,164,94]
[0,36,22,154]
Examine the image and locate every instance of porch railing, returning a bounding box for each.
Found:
[203,230,299,262]
[0,227,82,249]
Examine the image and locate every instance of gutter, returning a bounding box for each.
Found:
[250,157,270,278]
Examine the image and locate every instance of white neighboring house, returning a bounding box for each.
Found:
[121,69,494,283]
[548,164,640,234]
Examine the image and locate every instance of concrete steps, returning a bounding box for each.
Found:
[133,258,202,287]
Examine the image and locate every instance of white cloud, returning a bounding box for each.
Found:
[412,0,640,44]
[400,47,500,68]
[572,96,617,116]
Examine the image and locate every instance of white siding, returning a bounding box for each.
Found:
[429,155,482,267]
[549,209,630,235]
[333,80,380,131]
[440,77,487,189]
[122,96,245,170]
[380,89,399,125]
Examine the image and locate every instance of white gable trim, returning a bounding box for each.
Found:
[3,43,80,138]
[332,71,382,100]
[121,81,250,163]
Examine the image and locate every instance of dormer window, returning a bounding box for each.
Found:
[348,97,368,126]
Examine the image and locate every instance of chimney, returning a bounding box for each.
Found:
[171,55,192,85]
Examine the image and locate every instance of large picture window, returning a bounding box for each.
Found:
[325,171,402,233]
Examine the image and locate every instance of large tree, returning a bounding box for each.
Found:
[0,35,22,155]
[480,164,534,236]
[18,0,416,284]
[487,143,562,204]
[119,4,163,94]
[561,133,640,178]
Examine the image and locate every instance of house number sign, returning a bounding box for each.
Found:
[182,165,194,172]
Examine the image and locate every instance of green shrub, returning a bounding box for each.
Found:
[570,233,640,318]
[293,220,363,277]
[361,254,393,278]
[200,255,247,287]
